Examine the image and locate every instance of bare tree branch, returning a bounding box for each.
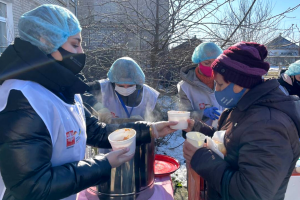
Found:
[221,0,257,48]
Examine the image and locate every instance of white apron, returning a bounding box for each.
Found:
[99,79,159,119]
[0,79,87,200]
[178,80,222,126]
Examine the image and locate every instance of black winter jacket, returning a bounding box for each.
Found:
[190,80,300,200]
[277,70,300,97]
[0,38,152,200]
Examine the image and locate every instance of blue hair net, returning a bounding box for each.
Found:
[18,4,81,54]
[285,60,300,76]
[107,57,145,85]
[192,42,223,64]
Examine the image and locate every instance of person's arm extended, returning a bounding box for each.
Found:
[182,119,216,139]
[0,91,111,200]
[85,106,152,148]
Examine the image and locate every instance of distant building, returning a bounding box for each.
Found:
[266,35,299,57]
[0,0,77,53]
[265,35,300,77]
[77,0,169,81]
[78,0,168,54]
[266,35,300,66]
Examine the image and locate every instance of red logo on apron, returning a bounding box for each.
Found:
[66,130,75,148]
[199,103,205,110]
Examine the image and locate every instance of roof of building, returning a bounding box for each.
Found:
[172,36,202,51]
[266,35,299,50]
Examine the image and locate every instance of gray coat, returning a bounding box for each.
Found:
[177,66,221,124]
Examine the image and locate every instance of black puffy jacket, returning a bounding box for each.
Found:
[0,38,151,200]
[190,80,300,200]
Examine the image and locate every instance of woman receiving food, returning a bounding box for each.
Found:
[183,42,300,200]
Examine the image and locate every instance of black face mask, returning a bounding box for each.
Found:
[56,47,86,75]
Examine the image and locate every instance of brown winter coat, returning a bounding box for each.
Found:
[190,79,300,200]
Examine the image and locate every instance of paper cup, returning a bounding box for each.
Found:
[168,111,190,130]
[212,110,222,128]
[186,132,206,148]
[108,128,136,156]
[212,120,218,128]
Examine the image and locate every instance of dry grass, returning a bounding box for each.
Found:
[265,71,279,79]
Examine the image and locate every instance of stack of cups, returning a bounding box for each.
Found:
[186,132,206,200]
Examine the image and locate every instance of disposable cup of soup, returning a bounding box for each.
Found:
[186,132,206,148]
[108,128,136,156]
[168,111,190,130]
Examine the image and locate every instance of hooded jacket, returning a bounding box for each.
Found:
[278,70,300,97]
[177,66,221,123]
[0,38,151,200]
[190,79,300,200]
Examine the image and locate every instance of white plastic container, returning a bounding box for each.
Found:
[186,132,206,148]
[168,111,190,130]
[108,128,136,156]
[212,120,218,128]
[212,110,222,128]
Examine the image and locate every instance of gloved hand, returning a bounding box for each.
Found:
[106,148,134,168]
[203,107,220,120]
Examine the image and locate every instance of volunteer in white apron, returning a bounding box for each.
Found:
[83,57,161,123]
[0,5,177,200]
[83,57,160,154]
[177,42,223,126]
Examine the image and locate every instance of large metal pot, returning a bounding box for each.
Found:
[90,137,155,200]
[83,104,155,200]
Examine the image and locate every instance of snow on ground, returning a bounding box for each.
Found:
[156,130,187,187]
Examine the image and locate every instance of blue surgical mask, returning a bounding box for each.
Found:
[215,83,246,109]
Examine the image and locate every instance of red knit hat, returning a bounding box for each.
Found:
[212,42,270,88]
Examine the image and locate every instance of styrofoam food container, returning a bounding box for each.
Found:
[212,110,222,128]
[168,111,190,130]
[186,132,206,148]
[108,128,136,156]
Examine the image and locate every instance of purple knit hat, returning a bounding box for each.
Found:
[212,42,270,88]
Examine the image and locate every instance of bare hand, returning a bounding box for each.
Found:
[183,119,195,133]
[106,148,133,168]
[151,121,178,138]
